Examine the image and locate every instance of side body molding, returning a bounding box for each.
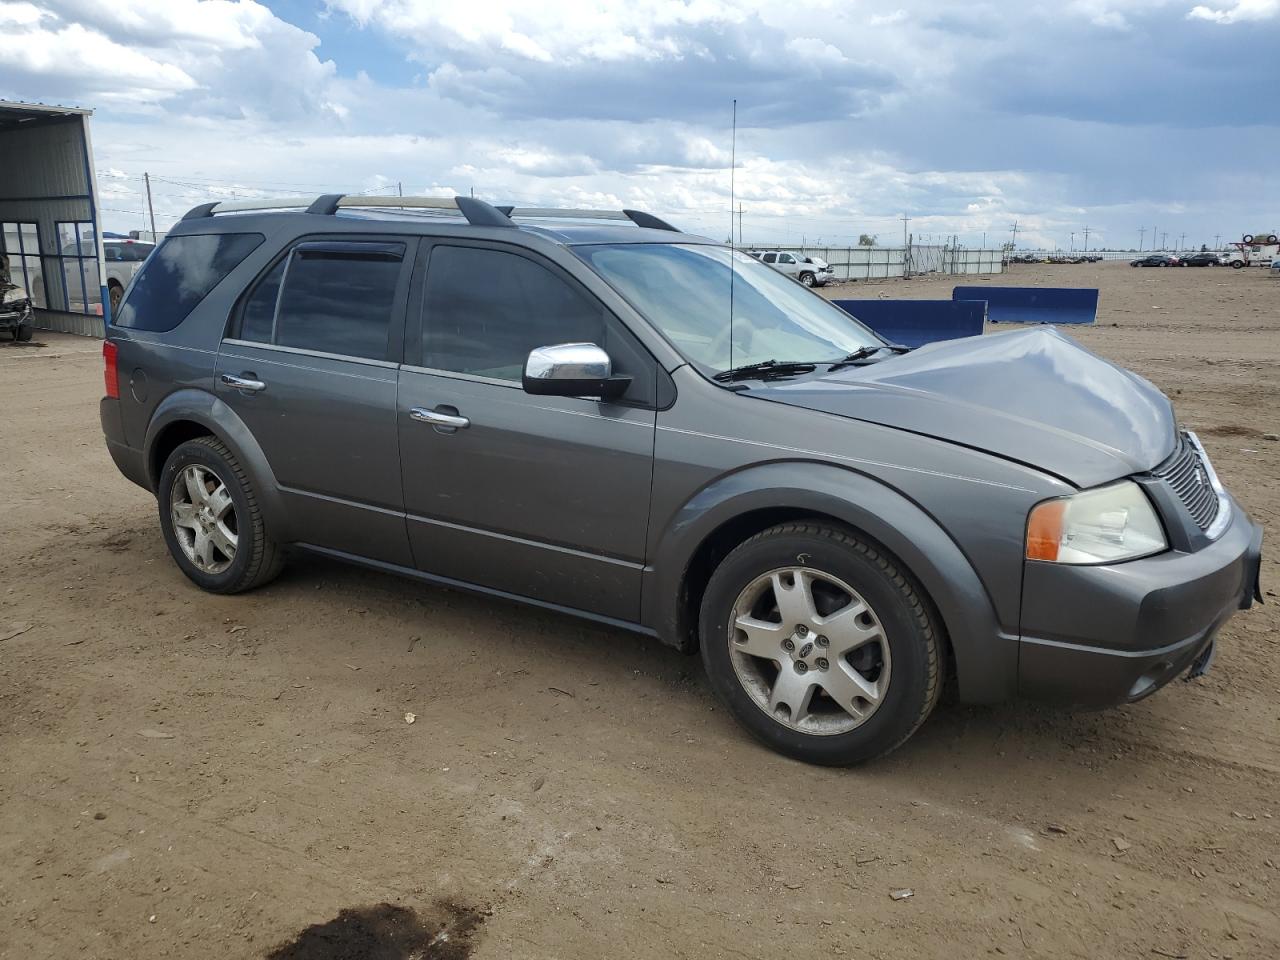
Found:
[644,462,1018,703]
[142,388,292,541]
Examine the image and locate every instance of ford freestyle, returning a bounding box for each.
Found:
[99,195,1264,764]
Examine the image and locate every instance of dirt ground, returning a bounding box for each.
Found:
[1,261,1277,960]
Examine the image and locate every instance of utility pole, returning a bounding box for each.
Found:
[900,216,911,248]
[1161,231,1168,250]
[1214,233,1221,249]
[1138,227,1146,251]
[1010,219,1019,250]
[1070,231,1075,252]
[143,172,157,242]
[1179,232,1186,251]
[1082,225,1090,253]
[737,203,743,246]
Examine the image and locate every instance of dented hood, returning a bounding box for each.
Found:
[742,327,1177,488]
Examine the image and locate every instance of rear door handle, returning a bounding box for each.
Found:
[410,406,470,430]
[220,372,266,393]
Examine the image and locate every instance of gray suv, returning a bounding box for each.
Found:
[100,195,1263,765]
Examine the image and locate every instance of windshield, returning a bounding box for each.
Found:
[577,243,880,374]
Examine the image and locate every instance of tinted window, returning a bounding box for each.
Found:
[273,242,404,361]
[421,245,604,381]
[114,233,264,332]
[238,258,285,344]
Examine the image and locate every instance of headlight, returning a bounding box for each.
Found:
[1026,480,1167,564]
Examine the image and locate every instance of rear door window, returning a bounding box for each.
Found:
[114,233,264,332]
[235,240,406,362]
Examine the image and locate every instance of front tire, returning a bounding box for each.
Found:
[799,272,816,287]
[157,436,283,593]
[699,522,942,765]
[15,322,33,342]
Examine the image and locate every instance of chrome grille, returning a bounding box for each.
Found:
[1154,433,1220,531]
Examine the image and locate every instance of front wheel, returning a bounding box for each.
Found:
[15,322,33,342]
[799,271,815,287]
[157,436,283,593]
[699,522,942,765]
[1232,261,1245,269]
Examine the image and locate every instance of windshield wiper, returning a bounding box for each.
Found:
[713,359,817,383]
[828,343,911,371]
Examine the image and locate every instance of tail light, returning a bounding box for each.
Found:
[103,340,120,399]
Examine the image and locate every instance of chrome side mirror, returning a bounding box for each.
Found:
[522,342,630,399]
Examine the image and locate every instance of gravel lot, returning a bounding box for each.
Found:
[2,261,1277,960]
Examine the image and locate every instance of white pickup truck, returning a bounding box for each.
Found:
[754,250,837,287]
[1224,233,1279,269]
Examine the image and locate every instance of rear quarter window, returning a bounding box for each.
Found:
[113,233,264,332]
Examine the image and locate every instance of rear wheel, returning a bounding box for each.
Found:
[699,522,942,765]
[1232,260,1245,269]
[157,436,283,593]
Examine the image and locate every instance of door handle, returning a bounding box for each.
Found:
[410,406,470,430]
[220,372,266,393]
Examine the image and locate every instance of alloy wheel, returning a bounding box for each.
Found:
[727,566,891,736]
[170,464,238,574]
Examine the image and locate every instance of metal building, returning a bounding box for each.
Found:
[0,99,107,336]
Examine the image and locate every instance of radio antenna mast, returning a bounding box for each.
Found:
[728,98,737,372]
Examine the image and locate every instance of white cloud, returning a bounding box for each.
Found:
[0,0,1272,250]
[1188,0,1279,22]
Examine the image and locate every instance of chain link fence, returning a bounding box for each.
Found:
[747,244,1006,280]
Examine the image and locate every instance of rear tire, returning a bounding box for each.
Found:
[157,436,284,594]
[699,522,942,765]
[1232,260,1245,269]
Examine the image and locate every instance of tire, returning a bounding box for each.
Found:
[108,282,123,314]
[15,323,33,342]
[157,436,284,594]
[699,522,942,765]
[799,272,815,287]
[1267,234,1278,245]
[1232,260,1245,269]
[1243,235,1254,244]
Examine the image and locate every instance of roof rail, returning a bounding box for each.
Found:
[497,206,679,232]
[178,194,679,232]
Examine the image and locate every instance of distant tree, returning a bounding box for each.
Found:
[858,233,877,246]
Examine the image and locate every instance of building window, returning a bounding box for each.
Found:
[56,221,101,314]
[1,222,47,309]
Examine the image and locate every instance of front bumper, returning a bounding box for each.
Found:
[0,302,32,328]
[1018,494,1262,706]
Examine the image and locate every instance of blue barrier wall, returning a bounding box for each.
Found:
[953,286,1098,325]
[833,299,986,348]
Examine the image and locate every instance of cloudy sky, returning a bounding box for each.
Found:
[1,0,1277,249]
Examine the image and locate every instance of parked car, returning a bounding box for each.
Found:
[1177,252,1221,267]
[1224,242,1280,269]
[47,237,155,313]
[1130,254,1178,267]
[756,250,836,287]
[0,253,35,341]
[100,195,1263,765]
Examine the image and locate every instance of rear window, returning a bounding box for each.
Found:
[113,233,264,332]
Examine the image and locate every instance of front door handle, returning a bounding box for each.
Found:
[220,372,266,393]
[410,406,470,430]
